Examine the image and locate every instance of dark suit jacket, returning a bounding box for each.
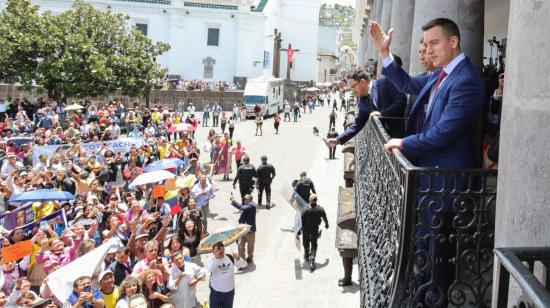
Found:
[372,78,407,137]
[382,56,484,169]
[336,95,375,144]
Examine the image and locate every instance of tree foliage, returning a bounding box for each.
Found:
[0,0,170,99]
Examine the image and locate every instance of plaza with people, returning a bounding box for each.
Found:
[0,84,357,308]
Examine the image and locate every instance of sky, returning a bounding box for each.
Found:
[322,0,355,7]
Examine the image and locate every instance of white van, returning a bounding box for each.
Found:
[243,77,285,118]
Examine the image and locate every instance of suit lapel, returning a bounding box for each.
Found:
[424,58,468,124]
[409,71,439,117]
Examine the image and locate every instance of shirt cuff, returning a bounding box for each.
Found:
[382,54,395,68]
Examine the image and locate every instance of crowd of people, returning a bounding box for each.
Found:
[153,77,242,92]
[0,80,348,308]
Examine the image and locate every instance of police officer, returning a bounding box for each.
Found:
[233,155,256,203]
[256,155,276,209]
[326,128,338,159]
[301,194,328,272]
[294,171,316,204]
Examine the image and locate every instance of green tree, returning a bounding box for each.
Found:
[0,0,169,100]
[0,0,50,85]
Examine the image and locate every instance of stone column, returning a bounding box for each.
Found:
[376,0,393,76]
[379,0,393,31]
[368,0,383,62]
[389,0,415,70]
[492,0,550,306]
[408,0,484,75]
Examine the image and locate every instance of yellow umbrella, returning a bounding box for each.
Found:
[64,104,85,111]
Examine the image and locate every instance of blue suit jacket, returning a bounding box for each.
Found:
[372,78,407,137]
[382,57,484,169]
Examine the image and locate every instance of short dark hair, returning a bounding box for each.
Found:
[392,54,403,66]
[73,276,90,288]
[350,70,371,82]
[213,241,224,249]
[422,18,460,45]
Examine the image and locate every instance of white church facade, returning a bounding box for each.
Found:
[3,0,322,83]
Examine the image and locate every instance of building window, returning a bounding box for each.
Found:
[136,23,148,36]
[207,28,220,46]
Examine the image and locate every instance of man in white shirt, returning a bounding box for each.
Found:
[187,102,196,116]
[106,122,121,139]
[207,242,247,308]
[1,154,23,178]
[168,250,205,308]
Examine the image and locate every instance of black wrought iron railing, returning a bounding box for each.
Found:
[355,117,498,307]
[494,247,550,308]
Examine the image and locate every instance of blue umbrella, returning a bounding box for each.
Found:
[9,189,74,203]
[144,158,187,173]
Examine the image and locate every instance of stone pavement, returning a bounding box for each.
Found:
[191,106,360,307]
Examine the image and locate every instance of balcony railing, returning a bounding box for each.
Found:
[494,247,550,308]
[355,117,498,307]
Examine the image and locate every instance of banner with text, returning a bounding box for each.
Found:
[32,138,143,166]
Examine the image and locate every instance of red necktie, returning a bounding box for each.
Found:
[433,70,448,93]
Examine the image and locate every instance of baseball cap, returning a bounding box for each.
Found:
[98,269,113,282]
[244,194,253,200]
[260,155,267,161]
[135,233,149,241]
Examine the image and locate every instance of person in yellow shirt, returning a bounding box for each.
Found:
[32,201,59,220]
[158,139,171,160]
[99,270,120,308]
[151,109,161,125]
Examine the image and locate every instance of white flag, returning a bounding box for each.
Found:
[45,239,120,303]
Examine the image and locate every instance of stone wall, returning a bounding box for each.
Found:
[0,84,244,111]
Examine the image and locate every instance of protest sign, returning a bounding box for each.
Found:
[0,203,34,230]
[32,138,143,166]
[1,239,33,263]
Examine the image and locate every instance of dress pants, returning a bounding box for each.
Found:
[329,148,336,159]
[303,232,318,260]
[343,257,353,280]
[257,182,271,205]
[238,232,255,260]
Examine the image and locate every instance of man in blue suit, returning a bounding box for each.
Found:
[370,18,485,307]
[370,18,484,169]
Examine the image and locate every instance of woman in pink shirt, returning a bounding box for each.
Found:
[230,140,246,170]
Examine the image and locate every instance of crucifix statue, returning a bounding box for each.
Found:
[272,29,283,78]
[281,43,300,80]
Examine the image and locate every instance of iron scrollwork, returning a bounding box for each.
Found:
[355,118,497,308]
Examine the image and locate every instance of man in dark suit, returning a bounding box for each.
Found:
[326,70,376,147]
[369,18,485,307]
[369,54,407,137]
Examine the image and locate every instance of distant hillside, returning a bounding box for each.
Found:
[319,3,356,52]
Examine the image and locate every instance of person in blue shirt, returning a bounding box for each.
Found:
[65,276,104,308]
[229,194,256,264]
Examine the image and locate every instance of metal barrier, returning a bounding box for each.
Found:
[355,117,498,307]
[494,247,550,308]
